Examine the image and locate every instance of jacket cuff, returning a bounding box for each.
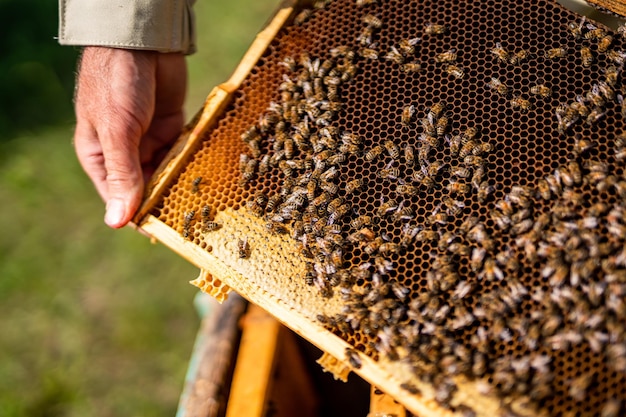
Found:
[58,0,196,55]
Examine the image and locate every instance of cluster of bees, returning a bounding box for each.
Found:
[229,3,626,416]
[181,176,222,239]
[433,44,465,80]
[556,18,626,134]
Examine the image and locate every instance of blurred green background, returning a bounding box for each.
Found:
[0,0,279,416]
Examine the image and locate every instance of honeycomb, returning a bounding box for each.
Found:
[141,0,626,415]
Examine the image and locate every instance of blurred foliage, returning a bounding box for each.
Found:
[0,0,280,416]
[0,128,200,416]
[0,0,79,139]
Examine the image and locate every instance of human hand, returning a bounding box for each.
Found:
[73,47,187,228]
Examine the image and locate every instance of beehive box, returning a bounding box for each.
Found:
[134,0,626,415]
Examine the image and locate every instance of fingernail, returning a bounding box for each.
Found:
[104,198,126,227]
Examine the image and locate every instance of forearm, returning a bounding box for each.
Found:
[58,0,196,54]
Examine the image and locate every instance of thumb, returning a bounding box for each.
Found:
[101,122,145,228]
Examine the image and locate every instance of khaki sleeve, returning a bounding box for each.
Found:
[58,0,197,55]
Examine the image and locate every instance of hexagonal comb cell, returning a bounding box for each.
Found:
[140,0,626,415]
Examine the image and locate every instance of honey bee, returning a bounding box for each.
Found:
[357,26,374,46]
[556,103,580,134]
[294,8,312,25]
[401,104,416,127]
[191,176,203,193]
[201,204,213,222]
[568,161,582,184]
[544,47,567,59]
[378,199,398,216]
[330,46,353,58]
[607,50,626,67]
[467,223,494,251]
[237,238,250,258]
[598,35,613,53]
[320,166,339,182]
[586,84,606,108]
[510,218,533,236]
[447,242,471,256]
[356,0,378,5]
[265,194,282,213]
[363,237,383,255]
[490,42,509,63]
[510,49,531,65]
[420,118,436,137]
[443,197,465,216]
[257,154,270,175]
[379,242,401,254]
[396,184,419,196]
[426,102,444,120]
[509,96,532,112]
[350,215,372,230]
[487,77,510,96]
[464,155,484,167]
[401,62,422,73]
[420,134,440,148]
[436,48,457,63]
[202,221,222,233]
[242,158,258,182]
[580,46,594,67]
[182,210,195,238]
[568,373,593,402]
[530,84,552,99]
[459,140,480,159]
[482,257,504,281]
[428,211,449,226]
[384,46,404,64]
[327,152,346,166]
[573,137,594,156]
[362,14,382,28]
[600,399,622,417]
[358,47,379,60]
[416,228,438,243]
[403,144,415,165]
[447,180,470,195]
[570,96,590,118]
[384,140,400,159]
[445,64,464,79]
[398,37,421,55]
[567,17,586,39]
[378,167,400,180]
[345,178,364,195]
[247,138,262,158]
[424,23,448,35]
[436,116,449,136]
[339,142,360,155]
[470,247,487,273]
[345,348,362,369]
[428,161,447,177]
[363,146,384,163]
[447,132,464,157]
[259,110,280,133]
[451,166,471,179]
[598,81,615,100]
[459,215,479,234]
[474,182,494,204]
[491,208,511,230]
[586,107,606,125]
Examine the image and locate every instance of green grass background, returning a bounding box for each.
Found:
[0,1,279,416]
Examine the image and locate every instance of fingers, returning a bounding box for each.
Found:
[74,120,109,201]
[74,47,157,228]
[99,115,145,228]
[73,48,187,229]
